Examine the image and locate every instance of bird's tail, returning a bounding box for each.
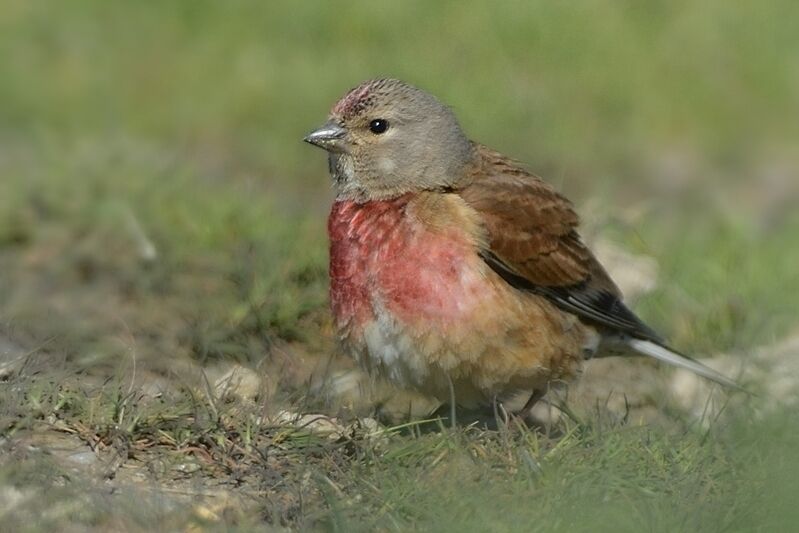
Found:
[626,338,745,392]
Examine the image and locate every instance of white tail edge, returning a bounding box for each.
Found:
[627,338,745,392]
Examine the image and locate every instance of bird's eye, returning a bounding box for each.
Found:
[368,119,389,134]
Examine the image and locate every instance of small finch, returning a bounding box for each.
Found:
[304,78,740,412]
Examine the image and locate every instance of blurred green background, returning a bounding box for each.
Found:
[1,1,798,530]
[2,0,797,366]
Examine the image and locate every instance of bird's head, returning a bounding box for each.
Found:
[304,78,474,202]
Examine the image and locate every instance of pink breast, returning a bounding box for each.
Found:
[328,196,481,333]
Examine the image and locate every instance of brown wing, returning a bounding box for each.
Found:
[457,144,662,342]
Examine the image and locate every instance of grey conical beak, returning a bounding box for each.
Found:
[303,122,347,152]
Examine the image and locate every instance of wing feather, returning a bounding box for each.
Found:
[458,144,661,342]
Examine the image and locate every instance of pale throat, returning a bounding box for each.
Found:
[327,144,475,203]
[328,153,411,203]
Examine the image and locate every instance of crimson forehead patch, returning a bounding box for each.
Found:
[331,83,375,118]
[332,78,403,118]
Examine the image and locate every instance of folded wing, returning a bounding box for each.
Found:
[456,144,742,390]
[458,144,660,342]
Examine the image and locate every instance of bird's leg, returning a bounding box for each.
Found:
[446,374,457,428]
[517,389,546,417]
[492,394,509,428]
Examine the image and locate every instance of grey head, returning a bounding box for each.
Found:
[304,78,475,202]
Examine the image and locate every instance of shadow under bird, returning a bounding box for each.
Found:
[304,78,742,413]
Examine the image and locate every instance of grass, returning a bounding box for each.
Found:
[2,362,798,531]
[1,0,798,530]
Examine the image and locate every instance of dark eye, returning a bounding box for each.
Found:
[368,119,389,134]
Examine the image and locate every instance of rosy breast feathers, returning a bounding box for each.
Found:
[327,194,490,332]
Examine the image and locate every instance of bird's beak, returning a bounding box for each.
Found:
[303,122,347,152]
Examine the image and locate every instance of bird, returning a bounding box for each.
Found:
[304,78,741,414]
